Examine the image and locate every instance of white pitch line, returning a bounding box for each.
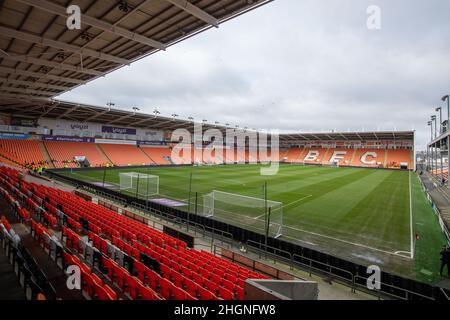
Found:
[394,250,412,258]
[282,194,313,209]
[283,224,412,259]
[253,194,313,220]
[409,170,414,259]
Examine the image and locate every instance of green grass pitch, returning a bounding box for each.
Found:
[61,164,448,283]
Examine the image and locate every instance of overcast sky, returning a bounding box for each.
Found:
[59,0,450,150]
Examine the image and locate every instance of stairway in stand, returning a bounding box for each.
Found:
[95,144,113,165]
[38,141,55,168]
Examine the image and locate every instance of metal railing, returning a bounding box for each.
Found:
[245,240,439,301]
[84,185,234,247]
[352,275,435,301]
[48,171,445,301]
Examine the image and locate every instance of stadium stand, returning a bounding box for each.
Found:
[140,147,172,165]
[0,138,413,170]
[0,139,48,169]
[303,148,328,164]
[352,149,386,168]
[325,148,355,166]
[386,149,413,169]
[281,146,412,169]
[45,141,111,168]
[0,166,268,300]
[98,144,151,166]
[284,147,304,163]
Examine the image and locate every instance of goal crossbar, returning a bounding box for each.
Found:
[202,190,283,238]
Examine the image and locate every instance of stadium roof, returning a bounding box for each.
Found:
[0,97,239,131]
[0,0,271,99]
[0,97,415,142]
[279,131,415,142]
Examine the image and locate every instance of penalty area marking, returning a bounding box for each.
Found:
[282,224,412,259]
[253,194,313,220]
[409,170,414,259]
[394,251,412,258]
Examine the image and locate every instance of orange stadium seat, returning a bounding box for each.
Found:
[98,144,151,166]
[45,141,110,168]
[285,147,303,162]
[323,148,355,166]
[0,166,272,301]
[386,149,413,169]
[352,149,385,168]
[140,147,172,165]
[302,148,327,164]
[0,139,47,168]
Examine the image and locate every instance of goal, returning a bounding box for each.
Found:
[202,190,283,238]
[119,172,159,198]
[322,161,339,168]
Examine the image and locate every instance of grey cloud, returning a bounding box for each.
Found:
[60,0,450,151]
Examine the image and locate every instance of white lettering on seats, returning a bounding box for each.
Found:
[329,151,347,163]
[361,152,377,165]
[304,150,319,162]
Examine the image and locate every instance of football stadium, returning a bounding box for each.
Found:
[0,0,449,304]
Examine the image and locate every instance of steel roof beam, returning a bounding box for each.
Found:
[165,0,219,27]
[0,66,85,84]
[56,105,80,119]
[0,53,102,76]
[106,113,136,125]
[0,78,68,91]
[0,26,130,65]
[14,0,166,50]
[0,86,54,96]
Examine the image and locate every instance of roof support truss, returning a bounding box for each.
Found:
[84,109,111,122]
[0,26,130,65]
[56,105,79,119]
[0,78,68,91]
[0,52,102,76]
[0,92,51,101]
[14,0,166,50]
[0,86,54,96]
[0,66,85,84]
[106,113,136,125]
[164,0,219,27]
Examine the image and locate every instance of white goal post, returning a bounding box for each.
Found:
[202,190,283,238]
[322,161,339,167]
[119,172,159,198]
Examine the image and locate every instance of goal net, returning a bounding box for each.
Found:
[322,161,339,167]
[202,190,283,238]
[119,172,159,198]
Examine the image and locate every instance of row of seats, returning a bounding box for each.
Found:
[282,147,412,169]
[0,140,48,169]
[98,144,152,166]
[0,139,174,168]
[0,189,59,300]
[0,166,267,300]
[44,141,109,168]
[1,168,163,300]
[140,147,171,165]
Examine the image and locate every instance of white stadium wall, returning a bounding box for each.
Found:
[37,118,164,141]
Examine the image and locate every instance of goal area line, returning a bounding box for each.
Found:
[282,224,412,259]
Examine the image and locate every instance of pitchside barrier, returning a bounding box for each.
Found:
[47,169,450,300]
[418,175,450,245]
